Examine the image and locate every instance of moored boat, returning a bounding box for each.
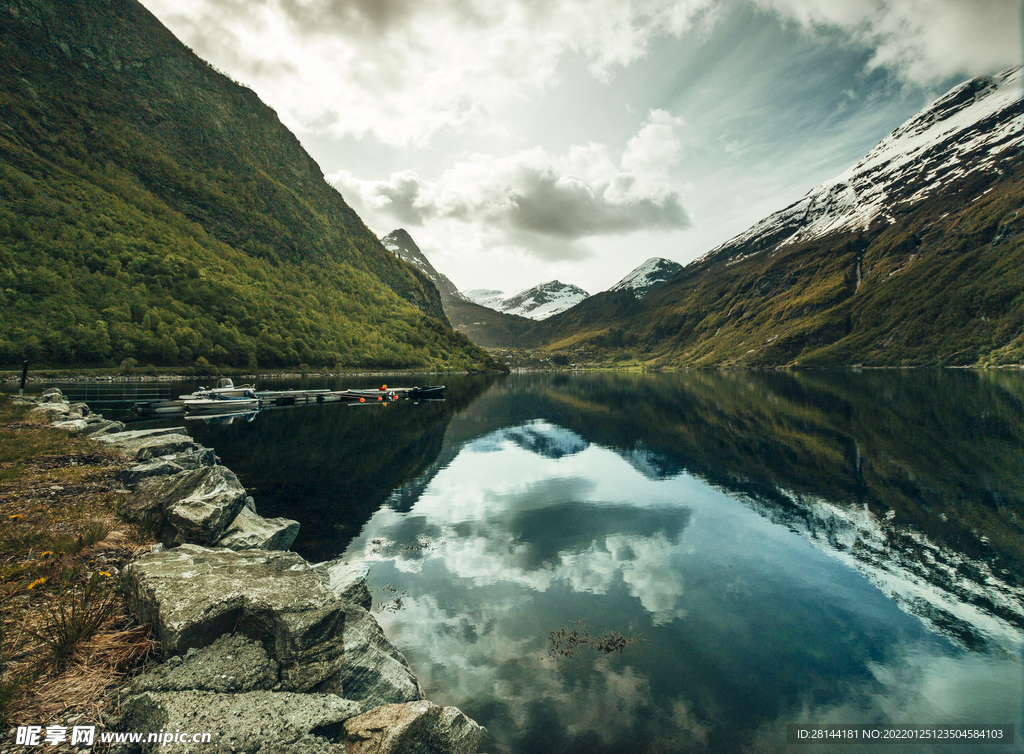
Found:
[179,377,256,401]
[184,390,259,415]
[132,399,187,416]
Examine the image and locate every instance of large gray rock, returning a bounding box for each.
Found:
[337,604,424,712]
[216,507,300,551]
[116,690,359,754]
[123,545,347,693]
[31,402,78,420]
[341,701,486,754]
[51,418,88,434]
[81,415,125,436]
[118,449,219,486]
[315,562,373,611]
[117,458,187,487]
[315,561,422,711]
[97,427,205,460]
[120,465,248,547]
[130,634,280,694]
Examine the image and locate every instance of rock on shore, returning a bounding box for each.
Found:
[20,390,486,754]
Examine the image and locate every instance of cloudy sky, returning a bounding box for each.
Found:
[137,0,1021,294]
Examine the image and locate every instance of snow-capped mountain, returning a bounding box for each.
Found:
[610,257,684,298]
[699,66,1024,266]
[381,229,468,304]
[467,281,590,320]
[463,289,507,309]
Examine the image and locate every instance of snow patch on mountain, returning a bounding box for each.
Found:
[611,257,684,298]
[699,66,1024,265]
[464,289,507,309]
[739,488,1024,652]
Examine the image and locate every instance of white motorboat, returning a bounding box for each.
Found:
[183,390,259,415]
[179,377,256,401]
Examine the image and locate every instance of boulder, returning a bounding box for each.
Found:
[116,690,359,754]
[81,415,126,436]
[341,701,486,754]
[313,562,422,711]
[123,545,347,693]
[315,561,372,611]
[120,465,248,547]
[336,604,424,712]
[51,418,88,434]
[31,402,78,420]
[129,634,279,694]
[216,507,300,551]
[116,447,217,487]
[117,458,187,487]
[97,427,206,460]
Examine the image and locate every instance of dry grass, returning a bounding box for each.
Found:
[0,394,158,739]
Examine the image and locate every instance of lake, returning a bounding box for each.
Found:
[71,371,1024,752]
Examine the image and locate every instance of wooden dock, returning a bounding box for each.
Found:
[255,388,399,406]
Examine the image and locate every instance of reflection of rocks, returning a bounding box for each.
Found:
[739,489,1024,650]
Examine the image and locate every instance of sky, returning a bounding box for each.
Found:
[136,0,1022,295]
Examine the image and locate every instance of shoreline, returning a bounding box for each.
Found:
[8,389,487,754]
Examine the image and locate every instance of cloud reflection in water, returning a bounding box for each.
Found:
[343,420,1023,754]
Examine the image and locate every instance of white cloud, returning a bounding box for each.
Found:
[329,109,690,255]
[140,0,715,146]
[757,0,1020,85]
[140,0,1019,150]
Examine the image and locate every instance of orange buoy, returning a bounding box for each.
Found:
[359,397,365,403]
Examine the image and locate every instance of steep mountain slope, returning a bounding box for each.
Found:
[382,229,468,306]
[521,68,1024,367]
[610,257,684,298]
[0,0,498,371]
[381,229,534,347]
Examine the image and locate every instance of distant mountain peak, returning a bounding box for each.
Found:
[381,229,469,304]
[611,257,684,298]
[466,280,590,320]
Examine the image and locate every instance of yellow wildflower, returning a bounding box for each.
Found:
[98,571,112,578]
[8,514,22,520]
[28,577,46,590]
[40,550,54,559]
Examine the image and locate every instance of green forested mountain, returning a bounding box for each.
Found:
[518,70,1024,367]
[0,0,499,372]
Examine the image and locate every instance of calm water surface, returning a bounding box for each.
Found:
[87,372,1024,752]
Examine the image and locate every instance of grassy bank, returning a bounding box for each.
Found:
[0,394,155,732]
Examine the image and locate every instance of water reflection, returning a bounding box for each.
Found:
[105,370,1024,752]
[347,418,1021,753]
[332,371,1022,753]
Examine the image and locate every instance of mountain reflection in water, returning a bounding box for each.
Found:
[185,371,1024,754]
